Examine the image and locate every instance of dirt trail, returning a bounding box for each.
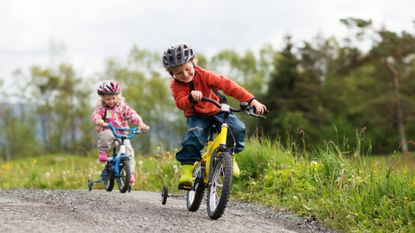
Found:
[0,189,338,233]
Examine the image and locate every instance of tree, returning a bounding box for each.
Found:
[0,78,39,160]
[26,64,92,154]
[337,18,415,153]
[262,36,305,145]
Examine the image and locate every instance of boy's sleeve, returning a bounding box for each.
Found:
[206,71,255,103]
[170,81,194,111]
[124,104,144,126]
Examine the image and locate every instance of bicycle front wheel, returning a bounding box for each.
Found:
[104,169,115,192]
[104,164,115,192]
[117,157,131,193]
[207,152,232,220]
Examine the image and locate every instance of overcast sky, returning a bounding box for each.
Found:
[1,0,414,87]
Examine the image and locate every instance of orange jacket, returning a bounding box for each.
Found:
[170,66,255,117]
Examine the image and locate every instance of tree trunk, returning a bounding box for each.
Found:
[384,58,408,153]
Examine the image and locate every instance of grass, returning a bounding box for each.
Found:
[1,139,415,232]
[0,154,101,189]
[232,138,415,232]
[0,151,181,191]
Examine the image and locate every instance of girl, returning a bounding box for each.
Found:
[91,80,150,184]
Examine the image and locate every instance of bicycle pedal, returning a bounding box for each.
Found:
[178,183,192,191]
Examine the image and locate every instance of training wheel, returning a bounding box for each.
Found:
[161,185,168,205]
[88,179,93,192]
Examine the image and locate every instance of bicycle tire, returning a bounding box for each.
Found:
[186,163,205,211]
[117,157,131,193]
[88,179,93,192]
[104,169,115,192]
[161,186,168,205]
[207,152,232,220]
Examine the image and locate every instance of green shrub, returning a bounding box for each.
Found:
[2,139,415,232]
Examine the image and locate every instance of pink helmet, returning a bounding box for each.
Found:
[97,80,121,95]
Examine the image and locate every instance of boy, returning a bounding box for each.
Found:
[162,43,267,186]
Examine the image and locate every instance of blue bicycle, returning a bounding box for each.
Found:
[88,123,144,193]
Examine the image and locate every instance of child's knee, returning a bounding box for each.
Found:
[236,124,246,134]
[183,127,205,147]
[98,130,113,144]
[127,152,135,158]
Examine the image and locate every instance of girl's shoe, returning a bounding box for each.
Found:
[129,173,135,184]
[98,151,108,163]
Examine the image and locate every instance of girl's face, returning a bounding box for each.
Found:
[102,94,119,108]
[170,61,195,83]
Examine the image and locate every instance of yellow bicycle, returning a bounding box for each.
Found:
[161,97,266,220]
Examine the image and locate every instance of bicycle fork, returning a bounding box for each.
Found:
[204,123,228,185]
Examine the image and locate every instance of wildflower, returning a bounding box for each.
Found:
[350,174,364,187]
[310,161,322,171]
[173,164,178,174]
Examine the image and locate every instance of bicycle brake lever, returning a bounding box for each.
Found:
[252,113,267,119]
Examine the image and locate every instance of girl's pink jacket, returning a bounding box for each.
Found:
[91,97,143,133]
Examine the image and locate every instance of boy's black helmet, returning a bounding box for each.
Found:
[162,43,195,69]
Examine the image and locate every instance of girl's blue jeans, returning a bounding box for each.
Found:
[176,112,246,165]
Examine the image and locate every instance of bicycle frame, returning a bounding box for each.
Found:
[200,122,228,184]
[107,144,127,178]
[106,124,139,178]
[161,96,267,219]
[88,123,143,192]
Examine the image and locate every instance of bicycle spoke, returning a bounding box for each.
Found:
[207,152,232,219]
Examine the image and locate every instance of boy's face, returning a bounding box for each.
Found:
[170,62,195,83]
[102,94,119,108]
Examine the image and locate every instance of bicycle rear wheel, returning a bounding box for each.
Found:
[117,157,131,193]
[186,162,205,211]
[207,152,232,220]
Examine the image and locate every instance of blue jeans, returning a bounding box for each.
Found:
[176,112,246,165]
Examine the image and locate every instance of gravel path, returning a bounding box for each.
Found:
[0,189,339,233]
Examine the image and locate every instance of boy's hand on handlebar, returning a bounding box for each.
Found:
[190,90,203,102]
[250,99,268,115]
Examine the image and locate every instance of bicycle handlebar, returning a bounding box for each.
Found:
[106,123,143,139]
[201,97,268,119]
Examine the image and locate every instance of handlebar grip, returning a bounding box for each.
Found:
[252,106,269,114]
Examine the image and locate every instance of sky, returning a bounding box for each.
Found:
[1,0,414,89]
